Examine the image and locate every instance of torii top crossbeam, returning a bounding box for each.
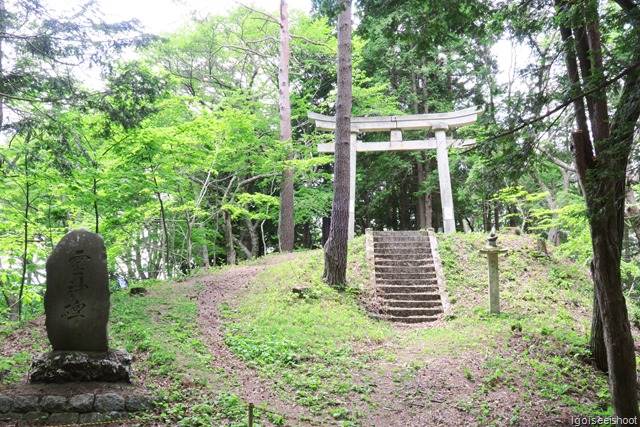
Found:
[308,107,482,132]
[309,108,482,238]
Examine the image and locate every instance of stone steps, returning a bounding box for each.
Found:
[384,299,442,308]
[375,249,432,257]
[371,230,444,324]
[385,307,443,317]
[377,281,438,288]
[377,285,439,294]
[374,243,431,250]
[376,259,436,272]
[375,272,437,280]
[376,257,432,262]
[374,231,429,239]
[381,292,441,301]
[378,315,441,324]
[374,260,434,267]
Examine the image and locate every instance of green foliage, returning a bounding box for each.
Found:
[357,0,497,113]
[0,3,352,314]
[493,186,549,232]
[553,210,592,263]
[96,61,171,134]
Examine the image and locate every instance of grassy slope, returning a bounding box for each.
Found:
[435,233,615,420]
[222,239,395,425]
[0,233,637,426]
[221,233,632,425]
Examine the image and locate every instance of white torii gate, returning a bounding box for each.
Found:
[309,107,483,239]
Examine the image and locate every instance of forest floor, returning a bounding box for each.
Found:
[1,234,639,426]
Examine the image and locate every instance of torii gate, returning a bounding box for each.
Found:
[309,107,483,239]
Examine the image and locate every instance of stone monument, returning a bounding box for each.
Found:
[44,229,110,351]
[30,230,131,383]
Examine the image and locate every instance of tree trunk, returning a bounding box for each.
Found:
[535,149,570,246]
[278,0,295,253]
[462,218,472,233]
[507,205,518,228]
[134,239,147,280]
[410,69,420,113]
[93,178,99,234]
[322,216,330,246]
[561,168,572,191]
[390,188,399,230]
[233,236,253,260]
[553,0,640,413]
[591,216,639,415]
[302,222,313,248]
[0,259,18,322]
[323,0,352,287]
[414,154,434,230]
[424,192,433,229]
[399,177,411,230]
[483,201,492,232]
[4,294,18,322]
[124,253,135,281]
[200,223,209,271]
[184,211,193,275]
[223,210,236,265]
[18,133,32,321]
[18,183,29,320]
[416,160,426,229]
[589,281,608,371]
[169,211,178,277]
[245,217,260,259]
[0,0,5,130]
[148,226,161,279]
[151,167,171,278]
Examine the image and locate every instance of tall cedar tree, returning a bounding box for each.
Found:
[278,0,295,252]
[555,0,640,416]
[323,0,352,286]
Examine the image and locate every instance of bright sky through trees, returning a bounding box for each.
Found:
[49,0,313,33]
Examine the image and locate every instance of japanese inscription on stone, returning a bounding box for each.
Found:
[45,230,110,352]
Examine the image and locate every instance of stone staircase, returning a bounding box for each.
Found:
[369,230,445,323]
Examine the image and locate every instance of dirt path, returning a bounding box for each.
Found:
[194,253,316,426]
[193,255,573,427]
[193,256,489,427]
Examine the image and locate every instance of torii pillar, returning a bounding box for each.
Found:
[348,128,358,240]
[434,122,455,233]
[310,108,483,239]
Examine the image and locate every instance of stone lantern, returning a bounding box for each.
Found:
[479,228,508,314]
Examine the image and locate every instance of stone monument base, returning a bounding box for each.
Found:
[30,350,131,383]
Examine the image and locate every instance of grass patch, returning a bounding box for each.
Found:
[222,237,393,422]
[438,232,617,418]
[0,319,47,384]
[109,279,213,380]
[109,278,266,426]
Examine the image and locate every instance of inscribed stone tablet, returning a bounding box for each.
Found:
[44,230,110,351]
